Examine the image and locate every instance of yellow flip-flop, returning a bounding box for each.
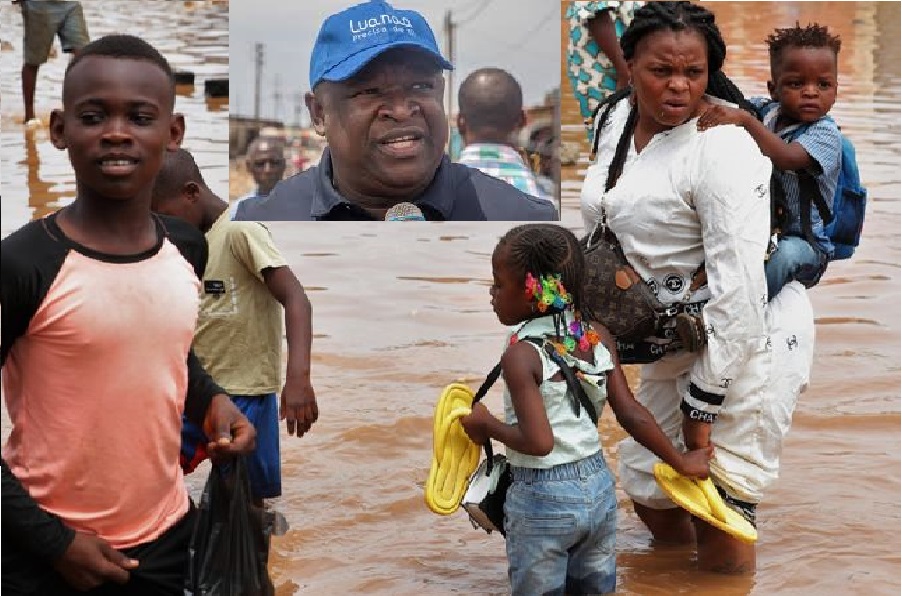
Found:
[653,463,758,544]
[425,383,481,515]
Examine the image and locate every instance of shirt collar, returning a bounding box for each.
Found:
[760,103,806,138]
[513,313,574,339]
[209,208,232,232]
[310,147,455,221]
[459,143,528,165]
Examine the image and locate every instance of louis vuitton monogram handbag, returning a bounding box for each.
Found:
[581,221,675,343]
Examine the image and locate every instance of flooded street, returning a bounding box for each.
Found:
[265,2,899,593]
[0,0,228,235]
[0,1,899,595]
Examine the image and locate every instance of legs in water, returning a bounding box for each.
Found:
[631,501,755,573]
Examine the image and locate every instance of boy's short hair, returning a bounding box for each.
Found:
[63,34,176,108]
[152,148,207,204]
[766,22,842,74]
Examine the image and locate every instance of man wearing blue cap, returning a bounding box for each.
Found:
[235,0,557,222]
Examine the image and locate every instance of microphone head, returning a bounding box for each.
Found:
[385,202,426,221]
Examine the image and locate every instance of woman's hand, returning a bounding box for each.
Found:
[675,444,714,479]
[459,403,495,445]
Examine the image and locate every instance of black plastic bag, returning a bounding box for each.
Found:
[186,457,275,596]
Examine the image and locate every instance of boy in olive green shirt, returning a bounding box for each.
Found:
[152,148,318,505]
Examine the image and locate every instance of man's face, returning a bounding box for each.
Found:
[769,46,838,124]
[50,56,183,202]
[308,48,447,203]
[247,143,286,195]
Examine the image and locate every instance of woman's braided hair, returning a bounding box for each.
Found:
[496,224,587,314]
[604,1,755,191]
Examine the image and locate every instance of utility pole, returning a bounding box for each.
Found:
[294,92,304,128]
[253,42,263,123]
[272,74,282,124]
[443,10,455,120]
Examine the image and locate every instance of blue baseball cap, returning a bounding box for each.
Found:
[309,0,453,89]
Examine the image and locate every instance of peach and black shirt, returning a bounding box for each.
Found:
[1,212,224,558]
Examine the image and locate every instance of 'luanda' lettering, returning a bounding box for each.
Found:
[349,14,413,34]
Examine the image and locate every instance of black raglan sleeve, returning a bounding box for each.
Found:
[157,215,227,426]
[1,221,76,559]
[2,458,76,559]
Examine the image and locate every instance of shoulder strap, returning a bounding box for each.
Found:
[522,337,599,426]
[766,115,834,244]
[798,172,834,226]
[472,362,502,406]
[472,335,602,474]
[471,361,503,474]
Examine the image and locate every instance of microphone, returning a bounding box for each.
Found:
[385,202,426,221]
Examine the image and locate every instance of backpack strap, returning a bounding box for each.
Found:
[797,171,835,251]
[521,337,599,426]
[799,171,834,225]
[470,361,503,474]
[761,106,835,250]
[472,335,601,474]
[789,119,834,250]
[783,120,834,227]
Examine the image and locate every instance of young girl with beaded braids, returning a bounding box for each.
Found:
[579,1,815,574]
[459,223,712,596]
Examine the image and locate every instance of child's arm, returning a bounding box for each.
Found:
[460,342,554,457]
[185,350,257,458]
[587,9,630,90]
[263,265,318,438]
[593,323,713,479]
[697,104,815,172]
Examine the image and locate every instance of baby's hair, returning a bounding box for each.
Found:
[766,23,841,73]
[63,34,175,108]
[496,224,586,313]
[151,148,207,205]
[606,1,754,191]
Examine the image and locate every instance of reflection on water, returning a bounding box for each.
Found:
[560,2,901,595]
[0,0,228,234]
[21,127,70,220]
[0,2,898,595]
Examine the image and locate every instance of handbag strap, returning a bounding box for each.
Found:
[473,335,600,475]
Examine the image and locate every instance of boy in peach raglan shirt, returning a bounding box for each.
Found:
[1,35,255,596]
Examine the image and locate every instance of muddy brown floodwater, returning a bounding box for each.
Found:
[0,0,228,233]
[1,1,899,595]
